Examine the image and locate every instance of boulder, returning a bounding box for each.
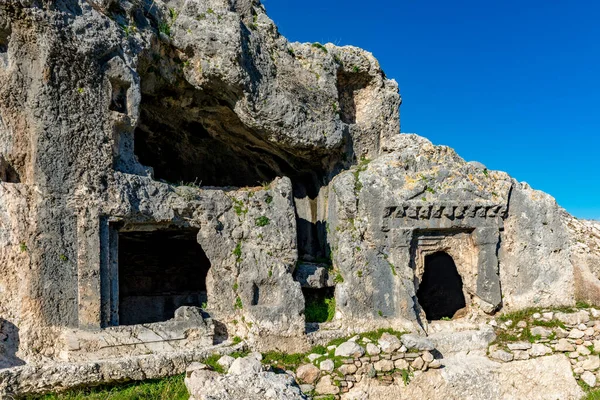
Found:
[378,333,402,353]
[335,341,365,358]
[401,334,435,351]
[228,356,263,376]
[296,364,320,384]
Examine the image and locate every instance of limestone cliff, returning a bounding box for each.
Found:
[0,1,598,393]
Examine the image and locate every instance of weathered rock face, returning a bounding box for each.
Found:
[0,0,600,395]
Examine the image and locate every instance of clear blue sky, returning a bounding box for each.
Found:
[264,0,600,219]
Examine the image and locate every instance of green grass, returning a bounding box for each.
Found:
[583,387,600,399]
[305,290,336,323]
[29,375,188,400]
[359,328,404,342]
[233,242,242,263]
[203,354,226,374]
[311,42,328,53]
[255,216,270,227]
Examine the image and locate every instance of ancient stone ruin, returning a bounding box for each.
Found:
[0,0,599,397]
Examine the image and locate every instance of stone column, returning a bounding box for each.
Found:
[473,227,502,311]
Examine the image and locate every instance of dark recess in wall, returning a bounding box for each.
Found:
[118,228,211,325]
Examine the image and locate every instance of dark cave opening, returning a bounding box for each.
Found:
[303,287,335,323]
[131,84,293,187]
[416,252,466,321]
[118,228,211,325]
[0,27,9,54]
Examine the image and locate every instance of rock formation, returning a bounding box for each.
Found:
[0,0,599,397]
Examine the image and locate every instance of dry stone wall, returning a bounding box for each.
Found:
[0,1,599,397]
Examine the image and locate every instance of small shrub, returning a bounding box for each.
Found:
[352,65,360,73]
[311,42,328,53]
[207,8,214,14]
[334,272,344,283]
[59,254,68,262]
[265,194,273,204]
[310,344,327,355]
[232,336,242,345]
[233,242,242,262]
[400,369,413,385]
[262,351,306,369]
[255,216,270,227]
[158,22,171,36]
[357,270,363,278]
[304,289,336,323]
[232,282,239,292]
[203,354,225,373]
[19,242,27,252]
[235,296,243,309]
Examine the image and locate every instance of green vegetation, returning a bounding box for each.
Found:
[359,328,404,342]
[232,282,239,292]
[77,87,84,94]
[59,254,68,262]
[352,65,360,73]
[232,336,242,345]
[400,369,413,385]
[235,296,243,310]
[20,242,27,252]
[262,351,306,369]
[30,375,188,400]
[233,242,242,263]
[265,194,273,204]
[203,354,226,373]
[255,216,270,227]
[305,290,336,323]
[357,270,363,278]
[352,156,371,194]
[426,187,436,194]
[333,272,344,283]
[311,42,328,53]
[483,168,489,177]
[232,198,248,216]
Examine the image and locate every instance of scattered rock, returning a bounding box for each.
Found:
[568,329,585,339]
[401,334,435,351]
[582,371,597,388]
[296,364,320,384]
[335,341,365,358]
[307,354,322,362]
[228,356,263,376]
[315,375,340,395]
[185,368,305,400]
[338,364,358,375]
[555,311,590,326]
[217,355,235,372]
[422,351,434,363]
[577,345,592,356]
[378,333,402,353]
[411,357,425,370]
[394,359,410,369]
[529,344,552,357]
[490,349,514,363]
[374,359,394,372]
[507,342,532,351]
[555,339,576,352]
[582,355,600,371]
[530,326,551,338]
[366,343,381,355]
[513,350,530,361]
[319,359,334,373]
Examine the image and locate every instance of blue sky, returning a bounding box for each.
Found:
[264,0,600,219]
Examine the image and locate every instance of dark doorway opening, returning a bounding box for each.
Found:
[303,287,335,323]
[118,228,211,325]
[417,252,466,321]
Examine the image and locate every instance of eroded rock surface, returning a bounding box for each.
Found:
[0,0,599,398]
